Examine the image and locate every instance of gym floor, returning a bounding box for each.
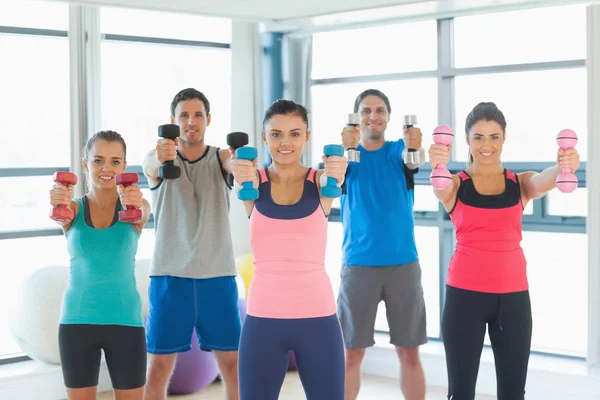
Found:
[97,371,495,399]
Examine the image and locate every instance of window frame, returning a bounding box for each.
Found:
[0,5,232,363]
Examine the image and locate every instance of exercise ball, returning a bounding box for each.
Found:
[236,254,254,297]
[8,265,69,364]
[168,332,220,394]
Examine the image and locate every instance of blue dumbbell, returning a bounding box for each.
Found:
[320,144,345,198]
[235,147,259,201]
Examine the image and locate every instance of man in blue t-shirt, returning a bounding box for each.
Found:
[337,89,427,400]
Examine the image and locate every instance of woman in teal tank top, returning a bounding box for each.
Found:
[49,130,151,400]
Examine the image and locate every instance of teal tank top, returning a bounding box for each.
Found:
[60,196,144,327]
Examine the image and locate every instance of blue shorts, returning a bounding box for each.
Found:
[146,276,241,354]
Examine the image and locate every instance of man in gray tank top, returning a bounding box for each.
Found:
[142,88,240,400]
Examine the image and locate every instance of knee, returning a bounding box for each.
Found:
[147,354,176,384]
[215,351,238,375]
[345,348,366,369]
[396,346,421,368]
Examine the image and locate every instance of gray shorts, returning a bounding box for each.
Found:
[337,260,428,349]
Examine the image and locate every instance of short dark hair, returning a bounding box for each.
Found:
[170,88,210,117]
[262,99,309,129]
[83,130,126,160]
[353,89,392,114]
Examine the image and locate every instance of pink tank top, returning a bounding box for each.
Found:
[247,168,336,319]
[447,170,528,293]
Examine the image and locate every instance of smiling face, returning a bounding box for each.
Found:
[467,120,506,166]
[357,95,389,141]
[171,98,211,145]
[263,113,310,166]
[82,140,127,189]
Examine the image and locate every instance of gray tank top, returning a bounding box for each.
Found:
[150,146,236,279]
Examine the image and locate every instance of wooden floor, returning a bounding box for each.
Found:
[98,371,495,399]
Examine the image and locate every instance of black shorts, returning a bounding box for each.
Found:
[58,324,146,390]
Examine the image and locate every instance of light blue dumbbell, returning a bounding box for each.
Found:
[235,147,259,201]
[320,144,345,198]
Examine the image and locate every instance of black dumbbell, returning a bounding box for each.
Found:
[158,124,181,180]
[226,132,250,187]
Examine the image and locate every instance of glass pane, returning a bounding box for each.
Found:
[375,226,441,338]
[310,79,438,167]
[524,198,533,215]
[100,41,232,166]
[547,187,587,217]
[0,0,68,30]
[523,232,587,356]
[0,176,72,232]
[312,20,437,80]
[100,7,231,43]
[454,5,586,68]
[414,185,439,212]
[0,236,70,357]
[454,68,587,162]
[0,35,70,168]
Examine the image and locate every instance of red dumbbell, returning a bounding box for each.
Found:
[115,173,143,223]
[50,171,78,222]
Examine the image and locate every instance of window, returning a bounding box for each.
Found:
[454,68,587,162]
[454,5,586,68]
[0,2,71,361]
[312,20,437,80]
[375,226,441,338]
[522,231,587,356]
[547,188,587,217]
[100,7,231,44]
[414,185,439,212]
[0,34,70,168]
[0,176,67,232]
[310,78,438,163]
[0,0,68,30]
[100,41,232,166]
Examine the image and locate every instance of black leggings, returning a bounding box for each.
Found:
[59,324,147,390]
[442,285,532,400]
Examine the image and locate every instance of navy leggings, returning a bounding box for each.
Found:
[238,314,345,400]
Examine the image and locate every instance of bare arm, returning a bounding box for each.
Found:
[218,148,233,175]
[132,198,151,232]
[433,175,461,212]
[143,149,162,188]
[402,147,426,170]
[316,170,336,215]
[428,142,459,212]
[519,147,580,206]
[58,200,79,234]
[317,154,347,214]
[234,171,260,217]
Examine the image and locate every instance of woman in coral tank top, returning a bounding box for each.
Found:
[230,99,348,400]
[428,102,580,400]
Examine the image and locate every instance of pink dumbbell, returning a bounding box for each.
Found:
[430,125,454,189]
[555,129,578,193]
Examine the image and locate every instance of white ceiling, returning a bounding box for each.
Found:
[43,0,595,32]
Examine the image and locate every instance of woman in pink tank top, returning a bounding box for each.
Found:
[230,100,348,400]
[428,102,580,400]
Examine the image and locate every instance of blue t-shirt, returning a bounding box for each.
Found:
[340,140,418,266]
